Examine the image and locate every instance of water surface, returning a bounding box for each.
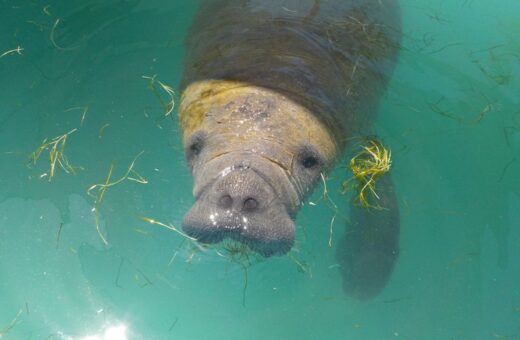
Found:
[0,0,519,339]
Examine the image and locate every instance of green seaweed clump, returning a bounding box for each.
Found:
[342,139,391,209]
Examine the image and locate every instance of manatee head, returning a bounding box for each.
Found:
[179,81,337,257]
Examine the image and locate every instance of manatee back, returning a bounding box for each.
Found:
[181,0,401,145]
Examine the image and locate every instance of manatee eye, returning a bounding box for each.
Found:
[298,145,323,171]
[189,140,203,155]
[186,131,206,166]
[301,156,319,169]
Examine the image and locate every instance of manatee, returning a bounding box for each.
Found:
[178,0,401,299]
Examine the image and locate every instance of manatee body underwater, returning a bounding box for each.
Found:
[178,0,401,300]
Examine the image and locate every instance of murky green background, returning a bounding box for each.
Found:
[0,0,519,339]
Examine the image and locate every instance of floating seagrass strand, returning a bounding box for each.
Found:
[342,139,392,209]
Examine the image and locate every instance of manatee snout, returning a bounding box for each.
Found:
[182,156,297,257]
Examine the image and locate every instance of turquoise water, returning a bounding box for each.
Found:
[0,0,519,339]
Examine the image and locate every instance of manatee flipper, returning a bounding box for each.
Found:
[336,174,400,300]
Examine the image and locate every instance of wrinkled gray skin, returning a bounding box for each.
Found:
[180,0,401,299]
[183,147,301,257]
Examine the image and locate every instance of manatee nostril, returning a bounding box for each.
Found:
[243,197,258,212]
[218,194,233,209]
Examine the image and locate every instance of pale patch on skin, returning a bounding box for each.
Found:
[179,79,338,173]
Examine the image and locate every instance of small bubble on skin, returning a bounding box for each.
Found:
[209,212,220,226]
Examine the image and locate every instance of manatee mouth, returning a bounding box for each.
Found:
[182,155,297,257]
